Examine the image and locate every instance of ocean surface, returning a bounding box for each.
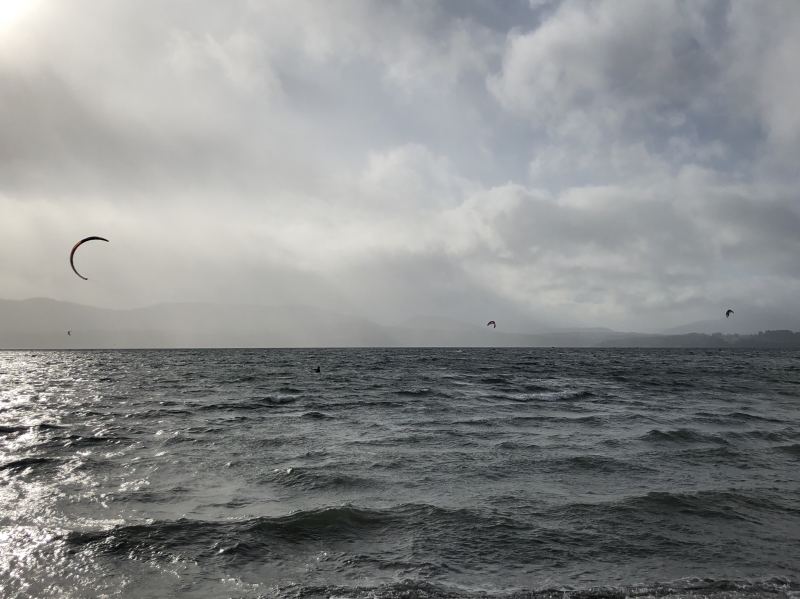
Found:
[1,348,799,599]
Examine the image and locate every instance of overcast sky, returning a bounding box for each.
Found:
[1,0,799,331]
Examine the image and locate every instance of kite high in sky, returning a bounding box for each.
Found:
[69,236,109,281]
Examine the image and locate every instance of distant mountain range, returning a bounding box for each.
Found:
[661,307,800,335]
[0,298,798,349]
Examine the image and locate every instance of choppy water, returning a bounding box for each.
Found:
[1,348,799,598]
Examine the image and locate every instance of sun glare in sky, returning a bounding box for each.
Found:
[0,0,38,32]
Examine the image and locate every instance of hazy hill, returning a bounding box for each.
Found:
[664,307,800,335]
[600,329,800,349]
[0,298,627,348]
[0,298,392,348]
[2,299,798,349]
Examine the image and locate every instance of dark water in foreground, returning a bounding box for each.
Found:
[1,348,799,598]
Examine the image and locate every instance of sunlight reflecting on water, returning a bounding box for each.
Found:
[1,349,800,597]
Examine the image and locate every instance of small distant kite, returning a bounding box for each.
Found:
[70,236,109,280]
[487,320,496,328]
[725,309,734,318]
[67,330,71,336]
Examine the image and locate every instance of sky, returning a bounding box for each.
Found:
[1,0,799,332]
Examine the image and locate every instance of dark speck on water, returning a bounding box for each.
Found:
[1,348,799,598]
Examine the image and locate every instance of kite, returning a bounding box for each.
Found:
[70,236,109,280]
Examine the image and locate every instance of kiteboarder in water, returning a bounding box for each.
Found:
[70,236,109,280]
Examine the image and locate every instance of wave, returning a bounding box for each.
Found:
[396,388,435,397]
[278,577,800,599]
[498,389,599,403]
[220,374,260,384]
[278,386,304,394]
[693,411,785,424]
[344,433,458,447]
[267,467,374,491]
[497,384,551,398]
[726,429,800,443]
[70,498,786,571]
[66,505,402,560]
[34,422,65,430]
[777,443,800,456]
[494,440,540,450]
[331,399,407,409]
[545,454,654,474]
[0,456,60,473]
[465,413,607,427]
[525,382,551,390]
[673,445,744,462]
[0,425,27,435]
[63,434,125,447]
[300,411,334,420]
[65,503,519,552]
[560,489,792,525]
[642,427,799,446]
[196,396,299,410]
[479,376,512,385]
[641,428,729,445]
[1,422,68,434]
[550,389,598,401]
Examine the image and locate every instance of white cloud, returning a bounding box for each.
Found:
[0,0,799,331]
